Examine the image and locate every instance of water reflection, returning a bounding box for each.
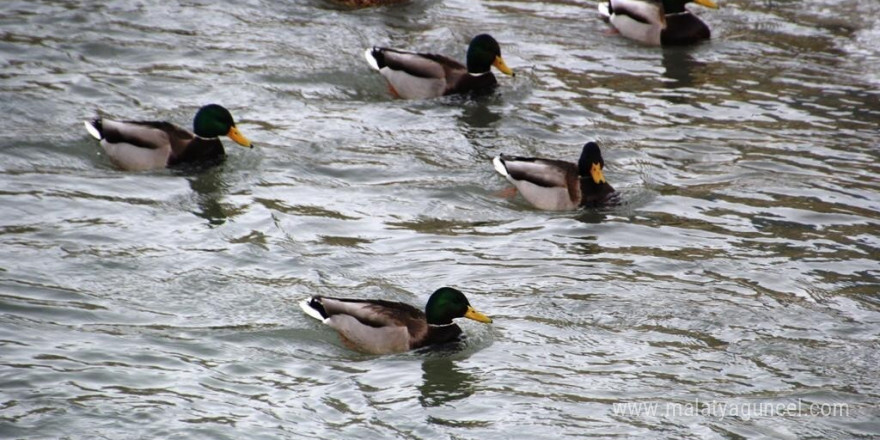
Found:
[661,47,704,89]
[458,99,502,130]
[418,356,477,407]
[573,210,607,225]
[325,0,411,9]
[456,98,503,159]
[182,165,232,227]
[368,0,436,31]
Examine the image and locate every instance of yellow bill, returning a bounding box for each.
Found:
[464,305,493,324]
[590,163,606,185]
[226,126,253,148]
[694,0,718,8]
[493,56,515,77]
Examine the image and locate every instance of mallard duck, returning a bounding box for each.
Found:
[493,141,616,211]
[299,287,492,354]
[598,0,719,46]
[84,104,253,171]
[363,34,514,99]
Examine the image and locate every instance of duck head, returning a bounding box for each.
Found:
[425,287,492,325]
[466,34,514,77]
[193,104,253,148]
[578,142,607,185]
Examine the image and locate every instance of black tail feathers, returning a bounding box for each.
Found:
[308,297,329,319]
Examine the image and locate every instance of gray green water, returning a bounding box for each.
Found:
[1,0,879,438]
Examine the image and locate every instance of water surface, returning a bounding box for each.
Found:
[1,0,879,438]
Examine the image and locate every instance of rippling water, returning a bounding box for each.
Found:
[1,0,879,438]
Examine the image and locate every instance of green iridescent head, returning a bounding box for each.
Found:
[193,104,252,148]
[425,287,492,325]
[466,34,514,76]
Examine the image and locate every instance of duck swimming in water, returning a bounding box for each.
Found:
[598,0,719,46]
[84,104,252,171]
[364,34,514,99]
[300,287,492,355]
[493,142,616,211]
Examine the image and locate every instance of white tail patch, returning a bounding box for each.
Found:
[363,48,381,71]
[597,2,611,18]
[492,156,509,177]
[84,120,102,140]
[299,298,328,323]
